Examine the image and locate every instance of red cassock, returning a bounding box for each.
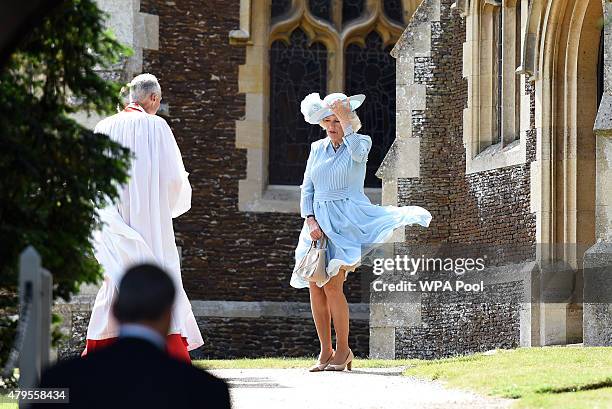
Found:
[82,334,190,363]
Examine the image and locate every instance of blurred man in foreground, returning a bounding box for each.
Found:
[33,264,231,409]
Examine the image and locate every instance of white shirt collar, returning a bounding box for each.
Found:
[118,323,166,350]
[323,136,343,151]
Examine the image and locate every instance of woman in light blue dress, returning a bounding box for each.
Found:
[291,92,432,372]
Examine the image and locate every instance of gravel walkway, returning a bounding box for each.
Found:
[209,367,512,409]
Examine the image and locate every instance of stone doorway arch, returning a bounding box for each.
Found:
[524,0,603,344]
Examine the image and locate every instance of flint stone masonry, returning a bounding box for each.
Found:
[55,301,370,359]
[193,316,370,359]
[372,0,538,359]
[395,281,522,359]
[54,306,92,359]
[583,242,612,346]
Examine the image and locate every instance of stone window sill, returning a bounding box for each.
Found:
[466,138,526,174]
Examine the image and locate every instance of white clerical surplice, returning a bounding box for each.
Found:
[86,103,204,351]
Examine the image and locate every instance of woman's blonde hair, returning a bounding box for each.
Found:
[319,110,362,133]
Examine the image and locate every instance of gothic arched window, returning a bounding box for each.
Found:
[268,0,406,188]
[234,0,422,212]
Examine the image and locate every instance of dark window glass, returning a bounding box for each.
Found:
[310,0,332,23]
[345,32,396,188]
[342,0,365,27]
[269,29,328,185]
[271,0,291,20]
[598,29,604,108]
[384,0,404,25]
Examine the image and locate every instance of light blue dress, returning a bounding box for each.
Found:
[290,125,433,289]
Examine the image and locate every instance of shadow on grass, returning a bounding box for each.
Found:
[536,378,612,394]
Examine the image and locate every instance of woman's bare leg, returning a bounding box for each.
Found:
[309,282,333,361]
[324,269,350,364]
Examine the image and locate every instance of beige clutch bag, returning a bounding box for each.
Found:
[295,235,328,283]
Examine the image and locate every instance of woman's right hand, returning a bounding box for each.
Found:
[307,217,323,241]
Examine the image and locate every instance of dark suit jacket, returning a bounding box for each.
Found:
[32,337,231,409]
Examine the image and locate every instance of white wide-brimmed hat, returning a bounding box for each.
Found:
[300,92,366,125]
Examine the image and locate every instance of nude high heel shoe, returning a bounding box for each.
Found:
[324,349,353,371]
[309,350,334,372]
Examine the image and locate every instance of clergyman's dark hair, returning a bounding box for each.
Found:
[112,263,176,323]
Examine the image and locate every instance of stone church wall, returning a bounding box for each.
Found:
[388,0,537,358]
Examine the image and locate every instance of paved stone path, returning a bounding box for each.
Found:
[209,367,511,409]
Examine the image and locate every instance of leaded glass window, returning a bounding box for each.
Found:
[267,0,407,187]
[237,0,418,212]
[343,0,365,27]
[310,0,332,23]
[384,0,404,26]
[346,32,396,188]
[272,0,292,20]
[269,29,328,185]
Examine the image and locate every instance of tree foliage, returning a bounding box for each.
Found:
[0,0,132,384]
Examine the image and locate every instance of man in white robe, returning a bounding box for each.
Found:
[83,73,203,362]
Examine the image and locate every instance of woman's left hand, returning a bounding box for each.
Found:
[307,217,323,241]
[329,98,352,124]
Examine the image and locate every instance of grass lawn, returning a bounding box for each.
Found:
[401,347,612,409]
